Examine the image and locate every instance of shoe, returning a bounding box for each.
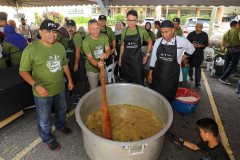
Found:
[58,127,72,135]
[189,76,193,81]
[195,82,201,87]
[47,140,60,151]
[219,78,231,85]
[73,98,80,104]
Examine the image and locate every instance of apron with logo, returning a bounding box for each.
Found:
[151,37,179,102]
[121,26,143,81]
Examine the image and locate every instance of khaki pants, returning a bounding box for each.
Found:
[87,70,108,90]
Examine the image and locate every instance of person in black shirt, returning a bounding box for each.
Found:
[187,21,208,87]
[173,118,230,160]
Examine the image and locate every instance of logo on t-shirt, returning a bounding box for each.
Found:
[94,46,103,58]
[46,55,61,72]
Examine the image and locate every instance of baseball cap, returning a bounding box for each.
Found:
[0,12,7,21]
[40,20,59,31]
[67,20,76,27]
[173,18,180,23]
[65,17,69,20]
[98,15,106,21]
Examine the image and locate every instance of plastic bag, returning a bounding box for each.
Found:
[215,57,225,66]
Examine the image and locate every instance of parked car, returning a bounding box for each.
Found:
[140,18,155,28]
[232,15,240,22]
[181,17,210,37]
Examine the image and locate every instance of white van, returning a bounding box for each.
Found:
[181,17,210,37]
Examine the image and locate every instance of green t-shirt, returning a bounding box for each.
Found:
[174,27,183,36]
[100,26,116,42]
[147,30,156,42]
[19,41,68,97]
[0,58,7,69]
[57,32,69,50]
[3,42,23,65]
[72,33,83,48]
[121,25,150,45]
[223,28,240,48]
[83,34,109,73]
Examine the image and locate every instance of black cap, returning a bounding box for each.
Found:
[98,15,106,20]
[67,20,76,26]
[0,12,7,21]
[40,20,59,31]
[160,20,174,28]
[173,18,180,23]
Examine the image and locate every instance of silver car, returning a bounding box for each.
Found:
[181,17,210,37]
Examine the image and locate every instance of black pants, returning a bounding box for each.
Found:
[189,65,201,83]
[220,52,240,80]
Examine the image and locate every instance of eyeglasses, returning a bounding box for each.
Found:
[127,19,137,23]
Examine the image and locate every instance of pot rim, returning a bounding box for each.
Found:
[76,83,173,146]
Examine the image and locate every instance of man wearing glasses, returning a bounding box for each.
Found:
[118,10,152,85]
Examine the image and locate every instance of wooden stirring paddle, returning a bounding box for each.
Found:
[100,59,112,140]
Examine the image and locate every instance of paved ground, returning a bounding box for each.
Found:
[0,67,239,160]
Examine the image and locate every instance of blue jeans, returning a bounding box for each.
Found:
[237,80,240,92]
[220,52,240,80]
[34,90,67,143]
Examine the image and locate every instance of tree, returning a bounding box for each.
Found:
[168,14,178,22]
[114,14,125,21]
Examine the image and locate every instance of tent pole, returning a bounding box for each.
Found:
[208,7,217,39]
[46,7,49,19]
[166,5,169,19]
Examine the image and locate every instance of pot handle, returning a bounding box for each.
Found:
[122,143,148,156]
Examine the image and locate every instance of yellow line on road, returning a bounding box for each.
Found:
[11,109,76,160]
[202,70,235,160]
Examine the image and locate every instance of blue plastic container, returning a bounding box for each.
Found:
[172,88,200,113]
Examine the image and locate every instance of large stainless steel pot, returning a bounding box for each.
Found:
[76,83,173,160]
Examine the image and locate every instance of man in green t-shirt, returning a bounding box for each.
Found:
[83,19,110,90]
[173,18,183,37]
[118,10,152,85]
[66,20,88,103]
[220,21,240,84]
[19,20,74,151]
[0,12,8,69]
[98,15,116,65]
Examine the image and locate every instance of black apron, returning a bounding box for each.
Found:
[115,34,121,57]
[121,26,143,81]
[68,33,87,82]
[151,37,180,102]
[188,32,206,67]
[100,27,113,66]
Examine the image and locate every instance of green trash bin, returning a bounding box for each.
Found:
[181,68,189,81]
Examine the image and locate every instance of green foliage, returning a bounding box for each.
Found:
[34,11,41,26]
[200,15,210,18]
[168,14,178,22]
[107,16,116,26]
[181,15,192,23]
[70,16,92,25]
[114,14,125,21]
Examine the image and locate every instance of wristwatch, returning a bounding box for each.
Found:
[33,83,39,89]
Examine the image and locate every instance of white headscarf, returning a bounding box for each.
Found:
[115,21,123,35]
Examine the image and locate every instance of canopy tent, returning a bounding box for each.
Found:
[109,0,240,7]
[0,0,96,7]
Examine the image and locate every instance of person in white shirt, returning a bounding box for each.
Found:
[148,20,195,103]
[19,18,33,43]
